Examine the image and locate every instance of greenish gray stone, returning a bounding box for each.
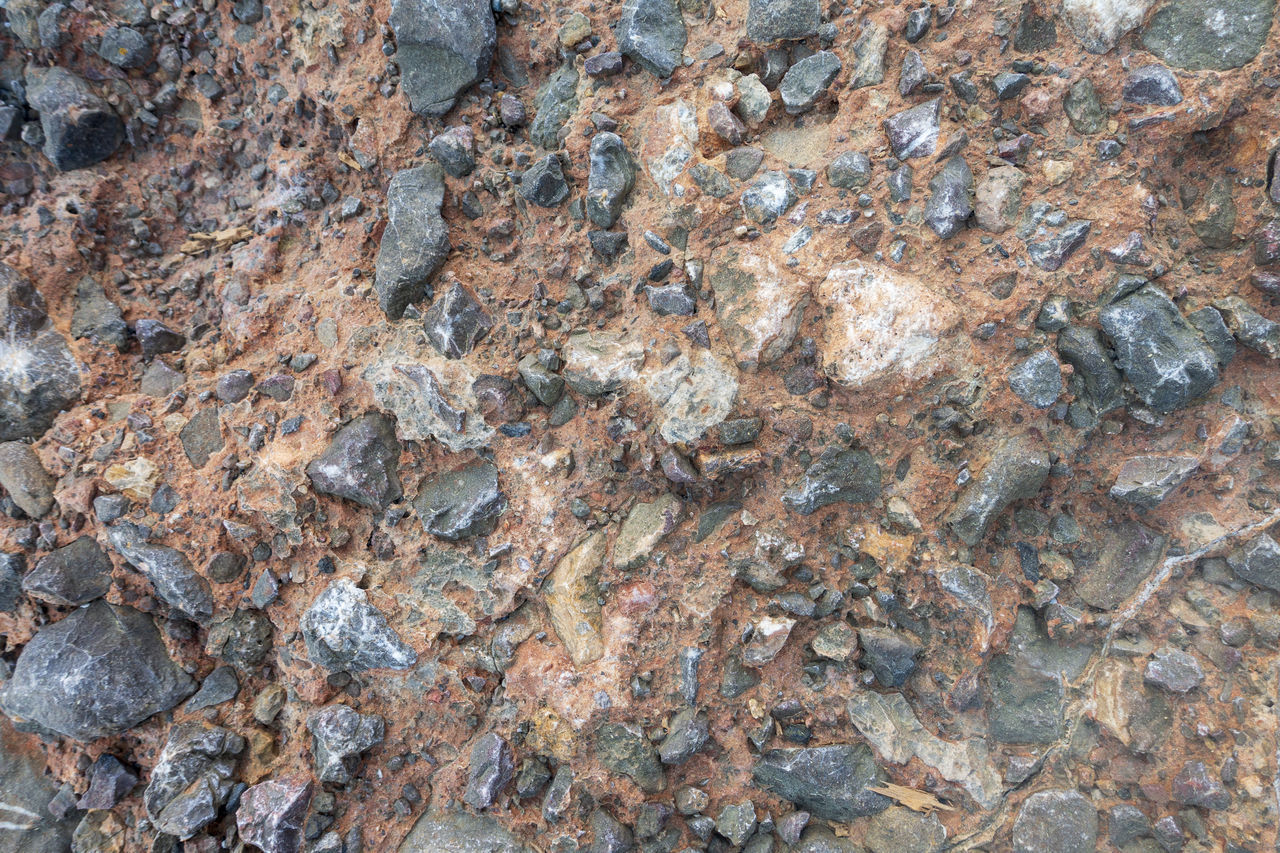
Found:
[374,165,450,320]
[614,492,683,569]
[414,461,506,540]
[529,65,579,149]
[781,446,881,515]
[389,0,496,116]
[1063,78,1104,134]
[1109,455,1199,509]
[1012,790,1098,853]
[1008,349,1063,409]
[596,722,665,792]
[865,807,946,853]
[1141,0,1274,71]
[179,407,224,469]
[22,536,113,606]
[1073,519,1166,609]
[617,0,687,78]
[752,744,889,820]
[1227,533,1280,592]
[948,435,1049,546]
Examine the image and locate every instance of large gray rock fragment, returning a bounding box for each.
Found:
[617,0,687,78]
[1073,519,1166,609]
[1056,325,1123,414]
[414,461,506,540]
[389,0,496,116]
[883,98,940,160]
[1227,533,1280,592]
[375,165,451,320]
[781,447,881,515]
[25,66,124,171]
[398,810,533,853]
[144,723,244,839]
[746,0,819,42]
[0,723,76,852]
[306,413,403,510]
[0,264,81,441]
[1100,284,1219,413]
[0,601,194,739]
[1109,455,1199,508]
[107,522,214,621]
[237,778,312,853]
[586,132,636,228]
[301,577,417,672]
[463,732,515,809]
[529,65,579,149]
[70,276,127,349]
[0,441,55,518]
[948,435,1050,546]
[752,745,889,820]
[1012,790,1098,853]
[923,156,973,239]
[307,704,386,784]
[1141,0,1274,71]
[22,535,113,606]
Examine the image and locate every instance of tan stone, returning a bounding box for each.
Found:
[544,532,607,666]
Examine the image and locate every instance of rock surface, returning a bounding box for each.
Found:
[390,0,496,117]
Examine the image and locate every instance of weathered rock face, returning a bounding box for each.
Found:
[617,0,686,79]
[389,0,496,117]
[301,577,417,671]
[0,601,194,740]
[817,262,962,389]
[544,531,607,665]
[1141,0,1274,70]
[710,249,811,370]
[22,535,113,606]
[586,132,636,228]
[0,264,81,442]
[781,446,881,515]
[0,723,75,852]
[414,461,507,540]
[25,66,124,171]
[1012,789,1099,853]
[236,778,312,853]
[144,723,244,839]
[398,811,532,853]
[374,165,451,320]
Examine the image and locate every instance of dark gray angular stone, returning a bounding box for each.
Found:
[1187,306,1236,366]
[216,369,254,403]
[519,154,570,208]
[899,49,927,96]
[1025,220,1090,271]
[0,724,75,851]
[1073,519,1166,609]
[1012,2,1057,51]
[301,577,417,672]
[1214,295,1280,359]
[0,553,22,612]
[586,132,636,228]
[180,407,224,469]
[1063,77,1104,134]
[107,522,214,621]
[1122,65,1183,105]
[1008,349,1063,409]
[22,535,113,606]
[390,0,496,117]
[904,5,931,42]
[828,151,871,188]
[237,778,313,853]
[618,0,687,78]
[1171,760,1230,810]
[848,22,889,88]
[645,282,697,316]
[781,446,881,515]
[0,441,55,518]
[78,754,139,811]
[464,732,515,808]
[596,722,665,792]
[1141,0,1273,71]
[98,26,151,68]
[858,627,921,687]
[752,745,889,821]
[308,704,385,784]
[375,164,451,320]
[923,156,973,239]
[1099,284,1219,413]
[529,64,579,149]
[779,50,841,115]
[428,126,476,178]
[1109,454,1198,508]
[306,413,402,510]
[1056,325,1123,413]
[1143,646,1204,693]
[145,722,244,839]
[424,282,493,358]
[690,162,732,197]
[0,264,81,441]
[1012,790,1098,853]
[70,276,127,349]
[185,665,240,711]
[948,435,1049,546]
[1108,804,1152,848]
[0,600,195,740]
[415,461,506,540]
[518,352,565,406]
[883,98,940,160]
[887,164,913,202]
[25,66,124,171]
[992,71,1031,99]
[747,0,819,42]
[1227,533,1280,592]
[658,708,709,764]
[205,608,273,668]
[134,318,185,360]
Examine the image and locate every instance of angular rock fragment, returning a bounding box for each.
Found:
[923,156,973,239]
[741,171,797,224]
[658,708,709,765]
[1227,533,1280,592]
[1060,0,1153,53]
[883,98,940,160]
[1122,65,1182,105]
[866,807,946,853]
[399,810,532,852]
[782,446,881,515]
[544,532,607,666]
[1012,790,1098,853]
[22,535,113,606]
[519,155,570,208]
[1073,519,1165,609]
[424,282,493,359]
[614,493,683,570]
[857,627,921,687]
[25,66,124,171]
[78,754,138,811]
[179,407,223,469]
[848,22,889,89]
[1056,325,1123,413]
[586,132,636,228]
[710,249,810,370]
[779,51,841,114]
[747,0,819,43]
[596,722,665,792]
[0,722,75,849]
[0,600,194,739]
[617,0,687,78]
[364,358,494,452]
[743,615,795,666]
[975,166,1027,233]
[237,778,312,853]
[144,722,244,839]
[307,704,386,784]
[70,276,127,349]
[414,461,506,540]
[1143,646,1204,693]
[752,745,889,820]
[1171,760,1230,809]
[134,318,185,360]
[1008,349,1062,409]
[1099,284,1219,412]
[0,264,81,441]
[301,577,417,672]
[1141,0,1273,71]
[205,608,274,668]
[375,165,450,320]
[464,732,514,809]
[107,523,214,621]
[1109,455,1198,508]
[389,0,496,116]
[1063,77,1105,134]
[529,65,579,149]
[1214,296,1280,359]
[1024,219,1090,271]
[563,331,644,395]
[948,435,1050,546]
[306,413,402,510]
[0,441,55,518]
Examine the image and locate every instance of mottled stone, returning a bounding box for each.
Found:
[617,0,687,78]
[1073,519,1166,609]
[782,446,881,515]
[399,811,532,853]
[710,249,810,370]
[107,523,213,621]
[747,0,819,42]
[1109,455,1199,508]
[858,627,921,687]
[464,733,515,809]
[144,723,244,839]
[414,461,506,540]
[307,413,402,510]
[948,435,1050,546]
[1008,349,1063,409]
[752,745,889,821]
[307,704,386,784]
[1171,760,1230,809]
[301,577,417,671]
[0,442,54,518]
[544,532,607,665]
[25,66,124,171]
[237,778,312,853]
[883,98,940,160]
[424,282,493,359]
[779,50,841,114]
[1141,0,1273,71]
[586,132,636,228]
[1012,790,1098,853]
[0,264,81,441]
[1143,646,1204,693]
[1227,533,1280,592]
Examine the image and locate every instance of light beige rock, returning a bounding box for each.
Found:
[103,457,160,501]
[545,532,608,666]
[1061,0,1155,54]
[613,492,684,570]
[975,166,1027,233]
